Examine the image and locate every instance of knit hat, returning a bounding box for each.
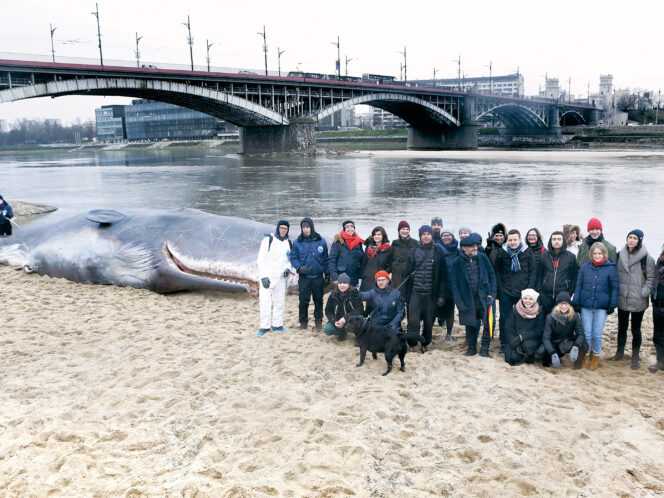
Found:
[556,291,571,304]
[587,218,602,231]
[431,217,443,227]
[458,226,472,237]
[441,227,455,236]
[627,229,644,242]
[398,220,410,231]
[342,220,355,229]
[491,223,506,236]
[521,288,539,301]
[470,233,483,245]
[374,270,390,281]
[337,273,351,284]
[419,225,433,237]
[459,236,477,247]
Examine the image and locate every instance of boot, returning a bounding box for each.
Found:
[582,353,592,369]
[590,354,599,371]
[314,321,323,332]
[464,343,477,356]
[607,346,624,361]
[649,361,664,373]
[479,345,491,358]
[631,347,641,370]
[298,322,308,330]
[444,333,452,344]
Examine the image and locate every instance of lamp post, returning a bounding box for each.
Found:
[258,26,268,76]
[452,56,461,90]
[331,36,340,79]
[484,60,492,93]
[206,39,214,72]
[277,47,285,77]
[433,67,438,88]
[182,15,194,71]
[399,46,407,83]
[135,32,143,68]
[345,55,354,77]
[91,3,103,66]
[49,23,57,63]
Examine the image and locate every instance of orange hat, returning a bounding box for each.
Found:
[375,270,390,280]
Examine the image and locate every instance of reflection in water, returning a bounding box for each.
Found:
[2,148,663,254]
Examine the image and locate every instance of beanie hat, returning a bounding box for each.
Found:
[460,236,478,247]
[627,229,644,242]
[398,220,410,231]
[491,223,506,236]
[419,225,433,237]
[458,226,472,237]
[441,227,455,236]
[556,291,571,304]
[431,216,443,226]
[521,288,539,301]
[342,220,355,229]
[470,233,483,245]
[374,270,390,281]
[587,218,602,231]
[337,273,351,284]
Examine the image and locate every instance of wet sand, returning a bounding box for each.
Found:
[1,265,664,496]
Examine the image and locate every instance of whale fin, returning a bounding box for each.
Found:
[86,209,127,226]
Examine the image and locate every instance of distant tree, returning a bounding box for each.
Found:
[616,92,639,112]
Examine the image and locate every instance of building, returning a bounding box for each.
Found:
[317,107,356,130]
[372,108,407,130]
[0,119,10,133]
[95,105,126,142]
[411,73,524,97]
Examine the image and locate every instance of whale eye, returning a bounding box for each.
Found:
[23,265,34,273]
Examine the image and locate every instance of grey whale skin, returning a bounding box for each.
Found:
[0,208,277,294]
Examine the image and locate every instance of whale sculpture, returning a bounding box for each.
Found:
[0,208,290,295]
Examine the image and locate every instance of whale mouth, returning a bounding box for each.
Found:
[165,244,259,296]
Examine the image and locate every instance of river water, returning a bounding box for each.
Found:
[2,148,663,255]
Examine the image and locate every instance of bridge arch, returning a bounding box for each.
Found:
[315,93,460,128]
[559,110,586,126]
[0,77,288,127]
[476,103,548,130]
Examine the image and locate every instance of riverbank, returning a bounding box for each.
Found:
[2,264,664,495]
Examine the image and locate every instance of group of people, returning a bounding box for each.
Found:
[257,216,664,374]
[0,195,14,236]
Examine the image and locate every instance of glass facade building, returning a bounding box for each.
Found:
[95,105,126,142]
[124,100,222,140]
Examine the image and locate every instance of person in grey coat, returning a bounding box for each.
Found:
[607,229,656,370]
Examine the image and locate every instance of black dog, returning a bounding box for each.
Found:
[344,316,426,376]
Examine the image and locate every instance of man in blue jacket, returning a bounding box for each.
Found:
[360,270,405,330]
[0,195,14,236]
[291,217,329,331]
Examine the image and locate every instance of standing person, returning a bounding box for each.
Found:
[503,289,546,366]
[537,231,579,315]
[290,217,329,332]
[539,291,588,370]
[608,229,656,369]
[458,226,472,241]
[431,216,443,245]
[495,229,537,351]
[438,227,459,343]
[360,271,405,330]
[360,226,392,292]
[391,221,418,296]
[256,220,294,336]
[573,242,619,371]
[526,228,546,275]
[404,225,448,349]
[485,223,506,268]
[563,224,583,257]
[650,244,664,373]
[324,273,364,341]
[0,195,14,236]
[329,220,364,287]
[449,236,497,357]
[577,218,617,266]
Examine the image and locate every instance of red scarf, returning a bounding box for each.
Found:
[591,258,606,266]
[367,243,390,258]
[340,230,364,251]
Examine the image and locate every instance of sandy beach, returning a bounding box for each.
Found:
[1,264,664,496]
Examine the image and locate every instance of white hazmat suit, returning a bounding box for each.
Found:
[257,230,293,330]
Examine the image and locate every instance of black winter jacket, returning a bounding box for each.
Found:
[503,305,546,357]
[391,237,418,292]
[542,311,585,355]
[496,246,537,298]
[325,288,364,323]
[403,242,448,301]
[360,238,393,292]
[537,235,579,299]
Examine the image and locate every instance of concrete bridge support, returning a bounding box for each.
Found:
[406,96,478,150]
[239,118,316,154]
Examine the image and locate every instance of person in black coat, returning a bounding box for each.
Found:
[526,227,546,274]
[0,195,14,236]
[536,231,579,315]
[495,229,537,350]
[437,227,459,343]
[449,236,497,357]
[391,221,418,297]
[360,226,392,293]
[503,289,546,365]
[404,225,448,348]
[485,222,506,269]
[538,291,587,369]
[324,273,364,341]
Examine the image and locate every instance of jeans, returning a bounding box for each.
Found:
[581,308,608,355]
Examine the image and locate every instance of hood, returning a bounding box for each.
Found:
[275,219,290,241]
[547,231,568,253]
[297,217,321,242]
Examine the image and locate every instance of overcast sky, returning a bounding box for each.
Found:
[1,0,662,124]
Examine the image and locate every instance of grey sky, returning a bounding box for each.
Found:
[1,0,662,124]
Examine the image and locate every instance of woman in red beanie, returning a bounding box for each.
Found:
[576,218,617,267]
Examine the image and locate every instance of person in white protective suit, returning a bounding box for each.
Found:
[257,219,294,335]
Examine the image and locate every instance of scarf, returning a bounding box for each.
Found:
[506,243,524,272]
[591,258,606,266]
[515,299,540,319]
[340,230,364,251]
[585,234,604,246]
[366,242,391,258]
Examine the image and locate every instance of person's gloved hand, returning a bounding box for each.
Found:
[350,288,360,298]
[283,269,291,278]
[569,346,579,363]
[551,353,561,368]
[297,266,311,275]
[607,307,615,315]
[1,210,6,216]
[323,273,331,286]
[261,277,270,289]
[437,297,445,307]
[509,335,522,348]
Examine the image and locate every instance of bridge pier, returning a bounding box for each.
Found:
[406,95,478,150]
[240,118,316,154]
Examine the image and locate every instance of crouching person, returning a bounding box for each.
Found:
[324,273,364,341]
[360,270,405,330]
[503,289,546,365]
[539,291,587,369]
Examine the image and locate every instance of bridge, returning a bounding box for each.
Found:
[0,59,599,153]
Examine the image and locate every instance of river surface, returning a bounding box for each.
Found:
[2,148,663,255]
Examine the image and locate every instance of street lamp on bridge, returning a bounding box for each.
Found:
[258,26,268,76]
[91,3,103,66]
[345,56,354,77]
[484,60,492,93]
[278,47,285,77]
[182,15,194,71]
[49,24,57,63]
[135,32,143,68]
[453,56,461,91]
[399,46,407,83]
[433,67,438,87]
[206,40,214,72]
[331,36,341,79]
